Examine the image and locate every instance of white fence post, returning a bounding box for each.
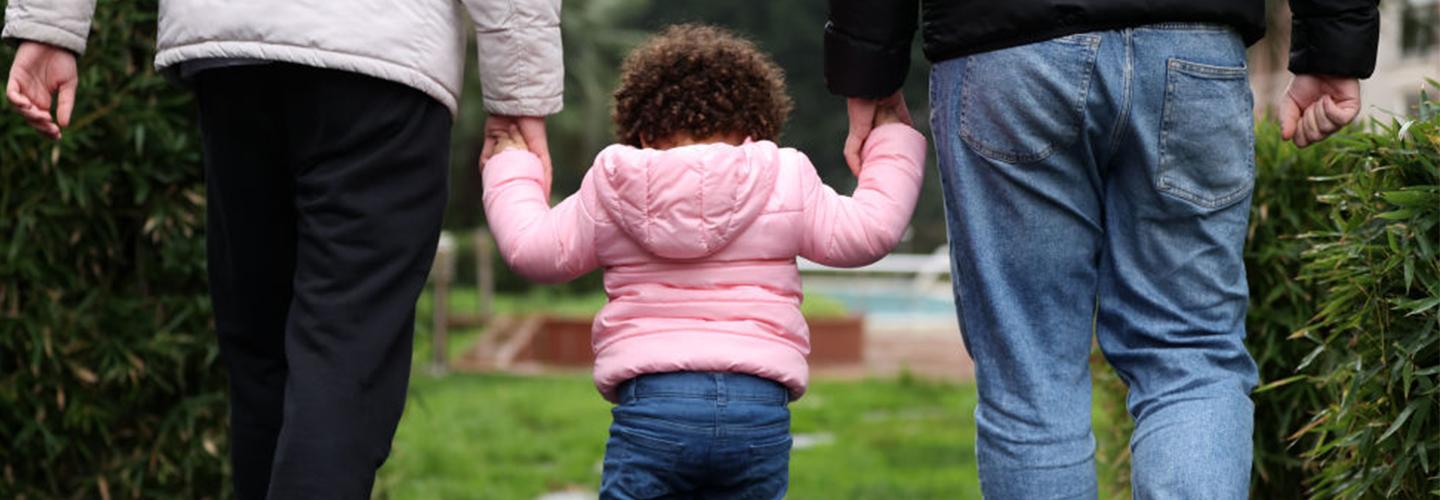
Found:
[430,232,456,374]
[475,229,494,321]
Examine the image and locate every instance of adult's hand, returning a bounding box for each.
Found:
[843,92,912,176]
[1279,74,1361,148]
[481,114,552,196]
[6,41,79,140]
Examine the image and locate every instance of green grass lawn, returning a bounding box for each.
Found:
[375,373,985,500]
[392,288,1132,499]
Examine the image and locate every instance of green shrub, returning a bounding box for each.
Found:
[1094,84,1440,498]
[1245,116,1341,496]
[1283,85,1439,498]
[0,3,229,498]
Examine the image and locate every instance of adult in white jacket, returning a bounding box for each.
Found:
[3,1,563,498]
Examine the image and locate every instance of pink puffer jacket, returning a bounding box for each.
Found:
[482,123,927,401]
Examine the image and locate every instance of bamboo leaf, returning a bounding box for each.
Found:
[1378,400,1422,443]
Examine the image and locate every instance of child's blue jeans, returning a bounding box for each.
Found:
[930,24,1260,498]
[600,372,792,500]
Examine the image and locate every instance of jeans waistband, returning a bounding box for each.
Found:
[617,372,789,405]
[1135,22,1236,34]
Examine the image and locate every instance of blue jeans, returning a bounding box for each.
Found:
[600,372,792,500]
[930,24,1260,499]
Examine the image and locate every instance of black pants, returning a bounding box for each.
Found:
[195,64,450,500]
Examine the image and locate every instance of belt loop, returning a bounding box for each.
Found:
[715,373,728,407]
[622,377,638,403]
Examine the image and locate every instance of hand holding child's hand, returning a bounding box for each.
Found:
[485,124,529,158]
[873,97,911,127]
[480,115,551,198]
[845,94,914,176]
[844,92,914,176]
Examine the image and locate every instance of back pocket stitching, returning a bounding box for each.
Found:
[747,434,793,456]
[619,427,685,456]
[610,427,686,499]
[1168,58,1248,79]
[958,36,1100,164]
[1156,57,1254,209]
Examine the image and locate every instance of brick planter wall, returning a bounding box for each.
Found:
[514,316,595,366]
[807,315,865,365]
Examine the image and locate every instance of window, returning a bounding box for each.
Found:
[1400,0,1439,58]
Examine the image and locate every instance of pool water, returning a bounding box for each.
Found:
[805,276,958,328]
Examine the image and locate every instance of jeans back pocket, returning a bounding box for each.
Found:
[604,425,687,499]
[1156,58,1255,209]
[958,34,1101,163]
[740,434,792,500]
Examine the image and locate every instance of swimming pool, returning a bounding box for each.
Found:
[804,275,959,330]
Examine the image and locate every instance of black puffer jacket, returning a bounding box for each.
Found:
[825,0,1381,99]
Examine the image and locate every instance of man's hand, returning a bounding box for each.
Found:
[874,96,909,127]
[1279,74,1361,148]
[485,124,529,157]
[481,114,551,196]
[6,41,79,140]
[843,92,912,176]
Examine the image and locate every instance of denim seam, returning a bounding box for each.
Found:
[1167,58,1248,79]
[1156,57,1254,209]
[1052,33,1103,46]
[747,434,793,455]
[616,426,686,454]
[619,413,710,432]
[958,35,1100,164]
[631,390,782,402]
[732,421,791,433]
[1136,22,1235,34]
[715,374,728,408]
[1104,30,1135,163]
[930,63,973,368]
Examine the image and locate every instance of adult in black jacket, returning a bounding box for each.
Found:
[825,1,1378,498]
[828,0,1378,163]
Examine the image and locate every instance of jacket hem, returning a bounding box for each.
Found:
[154,41,459,115]
[593,331,810,403]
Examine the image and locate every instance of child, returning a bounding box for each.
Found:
[481,24,926,499]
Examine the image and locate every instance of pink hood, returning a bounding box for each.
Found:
[592,141,781,260]
[482,124,929,401]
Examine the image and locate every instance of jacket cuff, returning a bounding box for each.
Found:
[477,23,565,117]
[824,22,910,99]
[1288,8,1380,78]
[2,20,87,54]
[483,94,563,117]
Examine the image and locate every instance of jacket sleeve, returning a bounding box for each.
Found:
[1287,0,1380,78]
[824,0,919,99]
[799,124,927,267]
[2,0,97,54]
[461,0,564,116]
[482,150,599,283]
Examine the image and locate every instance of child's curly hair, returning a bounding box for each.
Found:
[612,24,793,147]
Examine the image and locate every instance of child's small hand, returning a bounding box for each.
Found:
[874,104,902,127]
[486,125,529,156]
[872,96,913,128]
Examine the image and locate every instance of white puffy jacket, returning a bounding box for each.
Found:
[2,0,563,116]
